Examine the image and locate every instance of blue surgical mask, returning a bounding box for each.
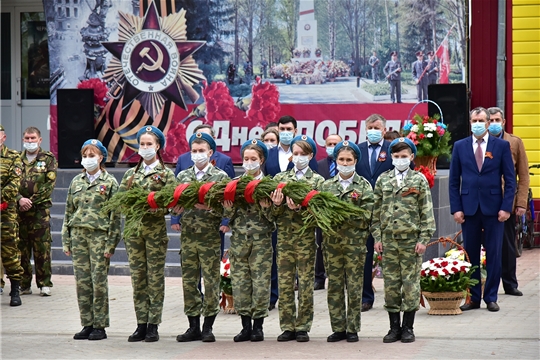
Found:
[279,131,294,145]
[367,129,383,144]
[326,146,335,158]
[471,122,487,137]
[488,123,503,136]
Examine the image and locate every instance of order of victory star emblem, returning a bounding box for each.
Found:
[102,1,206,118]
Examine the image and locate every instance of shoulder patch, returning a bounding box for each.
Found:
[47,172,56,181]
[14,167,22,176]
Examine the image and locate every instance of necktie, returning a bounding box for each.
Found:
[370,144,379,175]
[329,160,336,177]
[475,139,483,171]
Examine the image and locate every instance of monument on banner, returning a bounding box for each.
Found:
[295,0,318,60]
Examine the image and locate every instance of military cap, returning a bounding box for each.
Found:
[390,51,398,56]
[334,140,361,161]
[137,125,165,148]
[389,137,417,157]
[241,139,268,160]
[81,139,107,162]
[427,51,434,56]
[415,51,424,56]
[290,134,317,156]
[189,132,216,153]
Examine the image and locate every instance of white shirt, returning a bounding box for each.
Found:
[194,163,211,180]
[394,168,409,187]
[294,166,308,180]
[472,132,489,165]
[338,174,354,190]
[144,160,160,174]
[368,139,385,168]
[278,144,292,172]
[86,169,102,183]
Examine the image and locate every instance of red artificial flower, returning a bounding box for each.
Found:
[77,78,109,107]
[421,270,426,276]
[442,268,449,275]
[460,266,467,272]
[377,255,382,261]
[411,119,418,125]
[451,267,459,273]
[246,77,281,128]
[224,263,230,270]
[202,81,235,125]
[433,120,438,124]
[222,258,228,263]
[419,133,426,140]
[452,261,458,265]
[161,121,188,163]
[441,260,449,267]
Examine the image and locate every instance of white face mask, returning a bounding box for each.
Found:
[292,155,310,170]
[265,142,277,150]
[337,164,355,177]
[81,157,99,172]
[242,161,260,174]
[191,152,209,167]
[23,142,39,152]
[392,158,411,172]
[139,147,156,161]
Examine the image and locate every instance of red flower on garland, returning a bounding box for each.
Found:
[416,165,435,188]
[77,78,108,108]
[246,77,281,128]
[161,121,188,163]
[202,81,235,125]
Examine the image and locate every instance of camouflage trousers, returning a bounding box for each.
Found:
[276,230,316,332]
[323,240,366,333]
[125,233,168,325]
[180,231,221,317]
[229,232,273,319]
[71,227,111,328]
[1,219,23,282]
[382,237,423,313]
[18,222,53,289]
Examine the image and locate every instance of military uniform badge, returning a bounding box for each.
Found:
[378,151,387,162]
[36,161,46,171]
[99,185,107,195]
[14,167,22,176]
[152,173,163,183]
[350,190,359,200]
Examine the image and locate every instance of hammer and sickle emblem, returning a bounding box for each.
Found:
[136,41,166,74]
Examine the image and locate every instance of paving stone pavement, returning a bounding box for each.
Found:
[1,248,539,360]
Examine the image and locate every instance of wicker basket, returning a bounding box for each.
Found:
[422,291,465,315]
[221,292,236,314]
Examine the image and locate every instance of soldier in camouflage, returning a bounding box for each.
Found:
[17,127,57,296]
[62,139,121,341]
[175,132,229,343]
[120,126,177,343]
[270,135,324,343]
[225,139,275,343]
[0,124,24,306]
[320,141,374,343]
[372,137,436,343]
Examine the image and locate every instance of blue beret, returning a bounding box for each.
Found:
[189,132,216,153]
[290,135,317,156]
[81,139,107,162]
[137,125,165,149]
[241,139,268,160]
[334,140,361,161]
[389,137,417,157]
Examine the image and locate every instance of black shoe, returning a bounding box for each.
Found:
[401,312,416,343]
[277,330,296,342]
[460,302,480,311]
[505,288,523,296]
[9,281,21,307]
[201,316,216,342]
[74,326,94,340]
[327,331,347,342]
[486,302,500,312]
[177,316,202,342]
[314,282,325,290]
[251,318,264,342]
[88,328,107,341]
[346,332,359,342]
[383,312,401,343]
[234,315,252,342]
[268,303,276,311]
[145,324,159,342]
[128,324,147,342]
[296,331,309,342]
[397,101,403,103]
[361,303,373,312]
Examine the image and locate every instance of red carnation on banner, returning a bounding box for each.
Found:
[202,80,235,125]
[77,78,108,107]
[416,165,435,188]
[161,122,189,163]
[246,76,281,128]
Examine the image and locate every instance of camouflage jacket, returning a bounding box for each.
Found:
[371,169,436,245]
[0,145,23,223]
[272,167,325,233]
[17,148,57,209]
[62,171,121,254]
[176,165,229,233]
[320,173,374,242]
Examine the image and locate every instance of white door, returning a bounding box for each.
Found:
[1,4,50,151]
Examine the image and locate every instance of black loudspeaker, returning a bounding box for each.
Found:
[428,83,469,169]
[57,89,96,168]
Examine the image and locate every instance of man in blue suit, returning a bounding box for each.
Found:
[449,107,516,312]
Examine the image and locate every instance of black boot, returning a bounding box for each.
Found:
[145,324,159,342]
[176,316,202,342]
[9,280,21,307]
[88,328,107,340]
[128,324,147,342]
[401,311,416,343]
[383,312,401,343]
[251,318,264,342]
[233,315,252,342]
[201,316,216,342]
[73,326,94,340]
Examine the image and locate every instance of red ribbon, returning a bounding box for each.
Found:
[0,202,7,211]
[147,192,159,209]
[244,180,261,204]
[224,179,239,202]
[301,190,320,207]
[277,182,287,190]
[166,183,190,208]
[198,182,216,204]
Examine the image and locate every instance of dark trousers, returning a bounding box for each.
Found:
[416,80,428,101]
[361,234,375,305]
[371,67,379,83]
[314,229,326,284]
[390,80,401,102]
[501,214,518,291]
[270,230,279,305]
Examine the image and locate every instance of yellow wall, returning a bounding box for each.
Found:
[513,0,540,198]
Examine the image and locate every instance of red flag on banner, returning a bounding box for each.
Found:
[436,37,450,84]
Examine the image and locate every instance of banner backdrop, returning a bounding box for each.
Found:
[43,0,466,164]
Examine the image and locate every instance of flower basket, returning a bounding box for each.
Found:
[219,254,236,314]
[415,156,438,175]
[422,291,465,315]
[220,293,236,314]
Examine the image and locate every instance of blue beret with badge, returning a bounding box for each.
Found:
[189,132,216,153]
[290,134,317,156]
[137,125,166,149]
[333,140,361,161]
[81,139,108,162]
[241,139,268,160]
[389,137,417,157]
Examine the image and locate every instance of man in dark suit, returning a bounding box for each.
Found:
[412,50,428,101]
[383,51,402,103]
[449,107,516,312]
[314,134,342,290]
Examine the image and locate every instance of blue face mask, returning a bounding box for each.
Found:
[471,122,487,137]
[326,146,335,158]
[367,129,383,144]
[488,123,503,136]
[280,131,294,145]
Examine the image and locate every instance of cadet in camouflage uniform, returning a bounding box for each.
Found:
[17,127,57,296]
[175,132,229,343]
[372,138,435,343]
[120,126,177,343]
[320,141,374,343]
[225,139,275,343]
[270,135,324,343]
[62,139,121,341]
[0,125,24,306]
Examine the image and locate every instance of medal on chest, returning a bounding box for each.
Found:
[378,151,387,162]
[98,185,107,195]
[35,161,46,171]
